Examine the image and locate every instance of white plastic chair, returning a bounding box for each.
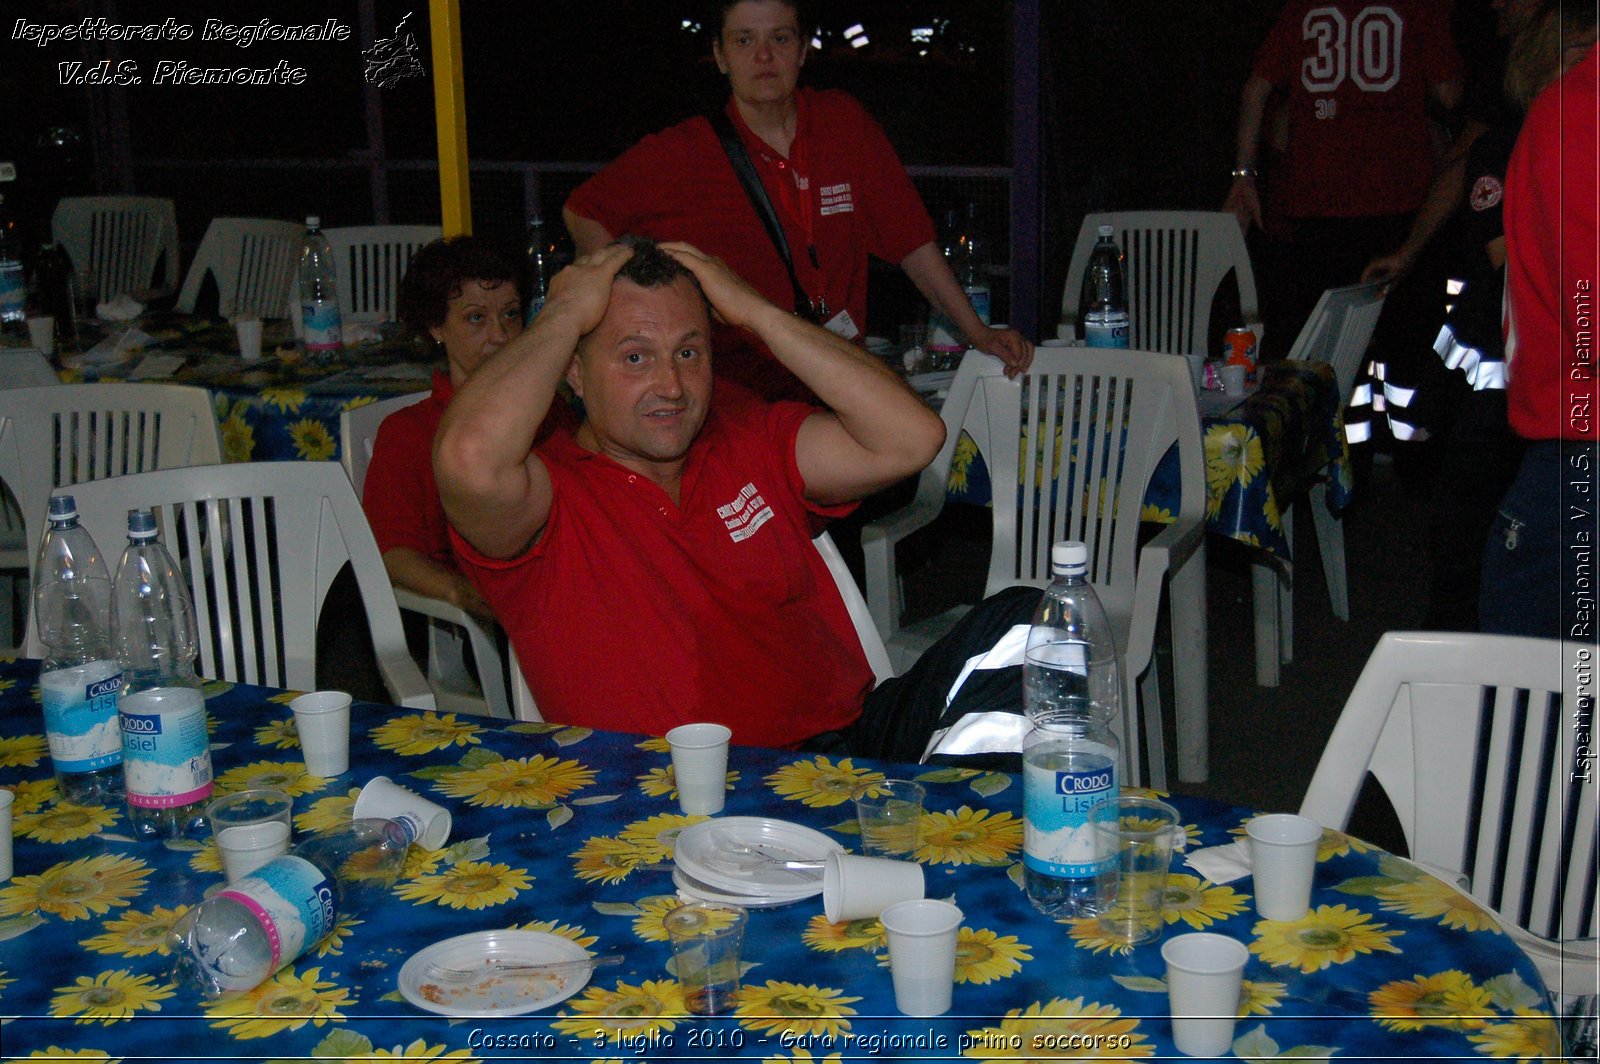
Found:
[176,218,302,318]
[0,349,63,390]
[0,383,224,651]
[1301,631,1595,1002]
[340,392,512,719]
[0,353,60,650]
[1060,211,1262,356]
[1248,281,1390,682]
[58,461,434,709]
[322,225,441,322]
[863,348,1209,787]
[52,196,180,300]
[503,531,893,725]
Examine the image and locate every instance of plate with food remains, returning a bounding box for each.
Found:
[398,930,597,1017]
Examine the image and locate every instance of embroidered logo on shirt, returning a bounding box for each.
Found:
[717,481,775,542]
[1469,175,1503,212]
[819,182,854,216]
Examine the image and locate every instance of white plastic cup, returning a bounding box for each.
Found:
[234,318,263,361]
[207,788,294,882]
[0,789,13,881]
[26,316,55,356]
[822,852,924,923]
[1162,932,1249,1057]
[1091,796,1182,946]
[666,723,731,816]
[1246,813,1323,921]
[1220,363,1247,397]
[354,775,451,850]
[879,898,963,1017]
[290,690,351,777]
[853,778,925,857]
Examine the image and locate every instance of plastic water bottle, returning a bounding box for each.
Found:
[524,214,550,324]
[0,194,24,328]
[297,216,343,359]
[169,818,409,998]
[34,495,123,803]
[1080,225,1129,348]
[926,207,970,370]
[112,508,212,840]
[1022,540,1122,916]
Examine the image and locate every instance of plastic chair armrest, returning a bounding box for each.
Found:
[1125,517,1203,675]
[861,465,951,636]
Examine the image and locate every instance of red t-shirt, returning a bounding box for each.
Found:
[364,371,579,563]
[566,87,936,402]
[1253,0,1464,218]
[363,373,456,564]
[1504,45,1600,441]
[449,400,873,746]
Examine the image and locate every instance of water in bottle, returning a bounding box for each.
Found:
[34,495,123,803]
[955,201,991,326]
[524,214,550,324]
[1022,540,1122,916]
[1080,225,1129,348]
[112,508,212,840]
[169,818,409,998]
[0,194,24,328]
[297,216,343,359]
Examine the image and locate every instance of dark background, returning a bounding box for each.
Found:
[1,0,1501,338]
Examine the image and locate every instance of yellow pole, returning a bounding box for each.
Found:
[429,0,471,235]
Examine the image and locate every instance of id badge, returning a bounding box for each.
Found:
[823,308,860,340]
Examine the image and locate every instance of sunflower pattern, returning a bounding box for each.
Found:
[0,656,1558,1062]
[735,981,860,1038]
[212,760,324,798]
[371,712,484,756]
[765,756,884,808]
[0,733,47,769]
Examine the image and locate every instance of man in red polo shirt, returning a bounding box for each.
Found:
[435,237,1034,757]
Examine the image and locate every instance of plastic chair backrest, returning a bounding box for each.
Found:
[322,225,442,322]
[0,349,63,389]
[176,218,302,318]
[1301,631,1595,992]
[962,347,1205,624]
[1285,281,1388,401]
[0,382,222,605]
[814,530,895,686]
[59,461,433,708]
[1060,211,1260,356]
[52,196,180,299]
[339,391,430,496]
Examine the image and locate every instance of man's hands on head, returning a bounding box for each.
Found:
[660,241,782,332]
[540,242,636,336]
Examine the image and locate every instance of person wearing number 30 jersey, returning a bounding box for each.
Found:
[1224,0,1464,357]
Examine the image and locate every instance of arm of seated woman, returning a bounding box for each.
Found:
[381,547,494,623]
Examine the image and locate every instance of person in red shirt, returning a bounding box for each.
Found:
[1225,0,1465,357]
[564,0,1030,403]
[435,236,1035,756]
[1480,40,1600,639]
[365,237,573,623]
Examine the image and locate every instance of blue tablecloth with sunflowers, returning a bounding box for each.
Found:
[57,313,434,465]
[948,361,1353,564]
[0,659,1560,1062]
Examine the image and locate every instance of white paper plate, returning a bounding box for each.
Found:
[672,867,810,908]
[398,930,594,1017]
[673,817,840,896]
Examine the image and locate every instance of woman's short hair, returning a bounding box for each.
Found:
[708,0,813,40]
[397,236,521,340]
[1505,1,1599,110]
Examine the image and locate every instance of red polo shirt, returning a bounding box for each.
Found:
[450,399,873,745]
[566,87,935,402]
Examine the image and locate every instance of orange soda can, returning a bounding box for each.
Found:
[1225,327,1258,372]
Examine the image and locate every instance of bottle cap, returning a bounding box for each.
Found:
[125,508,158,540]
[1097,224,1114,238]
[1051,540,1089,576]
[48,494,78,521]
[305,215,320,229]
[527,214,544,227]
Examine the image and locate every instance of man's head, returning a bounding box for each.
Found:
[566,236,714,471]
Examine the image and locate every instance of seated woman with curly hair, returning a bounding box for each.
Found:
[363,235,574,618]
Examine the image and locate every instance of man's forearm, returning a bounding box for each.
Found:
[902,242,987,339]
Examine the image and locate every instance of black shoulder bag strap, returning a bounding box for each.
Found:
[707,109,824,323]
